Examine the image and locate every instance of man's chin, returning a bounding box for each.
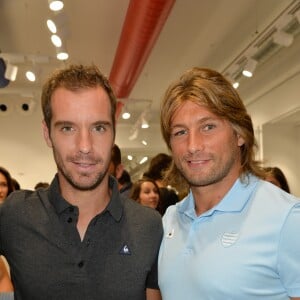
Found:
[70,180,101,191]
[70,173,108,191]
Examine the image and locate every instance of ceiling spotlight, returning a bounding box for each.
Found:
[48,0,64,11]
[226,74,239,89]
[46,12,67,34]
[122,111,131,119]
[25,70,36,82]
[139,156,148,164]
[141,122,149,129]
[141,140,148,146]
[242,58,257,78]
[56,46,69,61]
[47,19,57,34]
[4,62,18,81]
[26,68,41,82]
[127,155,133,161]
[233,82,239,89]
[122,107,131,119]
[51,34,62,47]
[141,116,149,128]
[273,30,294,47]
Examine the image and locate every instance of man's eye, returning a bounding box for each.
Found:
[173,129,187,137]
[61,126,73,132]
[94,125,106,132]
[203,124,216,131]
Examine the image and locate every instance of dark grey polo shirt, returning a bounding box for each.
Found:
[0,175,163,300]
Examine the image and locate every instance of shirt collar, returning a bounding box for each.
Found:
[49,175,69,214]
[178,174,259,219]
[106,176,123,221]
[49,174,123,221]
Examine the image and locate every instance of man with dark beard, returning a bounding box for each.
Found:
[0,65,162,300]
[158,67,300,300]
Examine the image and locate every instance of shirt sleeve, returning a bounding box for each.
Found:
[146,215,163,290]
[278,203,300,297]
[0,292,14,300]
[146,254,159,289]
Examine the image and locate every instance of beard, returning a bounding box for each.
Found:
[176,153,237,188]
[53,148,109,191]
[174,141,241,188]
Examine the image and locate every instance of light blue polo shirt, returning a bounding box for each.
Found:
[158,174,300,299]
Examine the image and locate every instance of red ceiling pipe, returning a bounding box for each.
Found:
[109,0,175,118]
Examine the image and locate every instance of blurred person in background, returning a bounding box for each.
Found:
[118,169,133,198]
[143,153,180,215]
[144,153,172,188]
[108,144,124,181]
[11,178,20,191]
[131,178,160,211]
[0,167,14,204]
[264,166,290,193]
[0,168,14,294]
[34,182,50,190]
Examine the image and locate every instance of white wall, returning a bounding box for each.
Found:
[247,71,300,128]
[0,104,56,190]
[247,72,300,197]
[262,124,299,196]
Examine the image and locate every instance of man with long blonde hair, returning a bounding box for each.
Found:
[158,67,300,300]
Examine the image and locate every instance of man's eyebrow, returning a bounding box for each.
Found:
[53,120,73,127]
[92,120,112,127]
[170,124,186,130]
[171,116,218,127]
[52,120,113,127]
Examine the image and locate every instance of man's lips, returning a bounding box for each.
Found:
[186,158,210,164]
[72,161,97,169]
[184,157,212,170]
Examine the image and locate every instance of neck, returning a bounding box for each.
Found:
[191,173,239,216]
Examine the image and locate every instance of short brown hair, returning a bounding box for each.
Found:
[41,64,117,135]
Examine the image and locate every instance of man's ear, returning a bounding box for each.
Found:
[42,120,53,148]
[237,134,245,147]
[115,164,124,180]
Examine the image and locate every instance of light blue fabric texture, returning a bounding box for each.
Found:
[158,175,300,300]
[0,293,13,300]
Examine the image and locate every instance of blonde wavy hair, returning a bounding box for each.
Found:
[160,67,265,189]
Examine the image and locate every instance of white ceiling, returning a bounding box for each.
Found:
[1,0,300,187]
